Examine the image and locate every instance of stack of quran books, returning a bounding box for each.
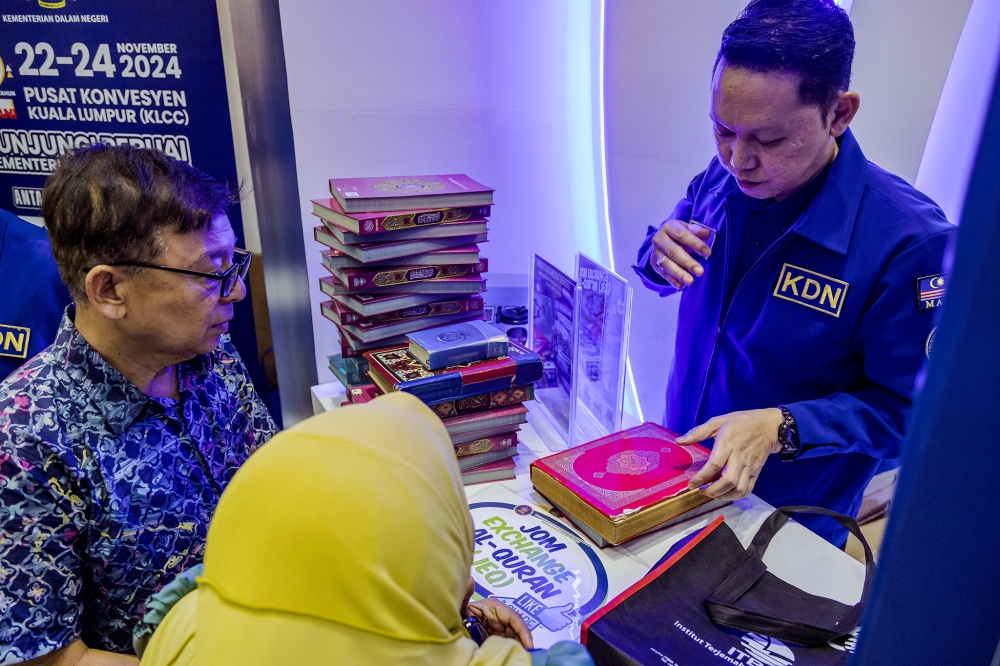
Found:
[364,325,542,485]
[313,175,493,381]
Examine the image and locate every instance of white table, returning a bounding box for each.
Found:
[311,383,866,644]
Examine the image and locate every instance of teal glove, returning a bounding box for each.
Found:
[529,641,595,666]
[133,564,204,642]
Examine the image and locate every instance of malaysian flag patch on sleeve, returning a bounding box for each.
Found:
[917,274,947,310]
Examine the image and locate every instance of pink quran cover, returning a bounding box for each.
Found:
[530,422,712,519]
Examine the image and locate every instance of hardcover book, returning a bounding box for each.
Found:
[338,325,409,353]
[333,292,452,318]
[461,457,516,485]
[329,174,494,213]
[312,196,490,234]
[430,384,533,419]
[315,218,489,249]
[320,274,487,298]
[329,259,488,292]
[322,302,482,344]
[364,343,543,405]
[328,354,369,388]
[457,445,518,471]
[453,431,518,458]
[407,319,508,370]
[320,245,481,270]
[346,384,381,404]
[442,404,529,439]
[324,296,483,326]
[530,422,715,545]
[449,424,524,447]
[547,496,728,548]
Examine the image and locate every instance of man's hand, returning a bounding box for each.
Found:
[466,597,534,649]
[677,408,784,501]
[651,220,713,289]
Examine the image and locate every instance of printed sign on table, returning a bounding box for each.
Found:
[468,484,648,648]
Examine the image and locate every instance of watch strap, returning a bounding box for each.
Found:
[777,406,800,461]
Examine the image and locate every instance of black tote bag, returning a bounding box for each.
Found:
[582,507,873,666]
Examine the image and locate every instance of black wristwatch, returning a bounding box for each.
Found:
[777,406,800,461]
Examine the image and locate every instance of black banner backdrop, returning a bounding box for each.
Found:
[0,0,274,415]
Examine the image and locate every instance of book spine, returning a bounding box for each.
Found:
[340,260,488,292]
[454,432,518,458]
[314,225,338,249]
[341,297,483,326]
[431,384,533,419]
[450,356,517,386]
[347,206,490,235]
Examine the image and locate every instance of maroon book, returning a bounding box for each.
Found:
[320,245,481,270]
[329,174,493,213]
[461,458,516,485]
[323,296,484,326]
[322,302,482,344]
[329,259,488,292]
[320,274,487,298]
[454,431,518,458]
[430,384,534,419]
[312,196,489,235]
[314,218,489,250]
[442,404,529,438]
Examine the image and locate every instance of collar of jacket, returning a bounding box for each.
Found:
[709,127,868,256]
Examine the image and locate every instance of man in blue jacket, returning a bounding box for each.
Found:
[634,0,955,545]
[0,207,71,380]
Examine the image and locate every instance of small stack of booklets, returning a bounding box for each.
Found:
[365,319,543,484]
[313,174,494,405]
[530,422,725,546]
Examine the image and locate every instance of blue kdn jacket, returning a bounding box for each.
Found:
[634,129,955,543]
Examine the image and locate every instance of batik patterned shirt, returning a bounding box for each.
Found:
[0,310,277,662]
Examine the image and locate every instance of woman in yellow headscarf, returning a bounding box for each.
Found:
[138,392,591,666]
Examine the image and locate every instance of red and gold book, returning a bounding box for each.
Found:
[347,384,381,404]
[530,422,715,546]
[453,431,518,458]
[461,458,516,485]
[364,344,542,405]
[443,404,529,441]
[312,196,489,235]
[430,384,534,419]
[320,245,482,270]
[329,259,488,292]
[320,274,487,298]
[323,296,484,326]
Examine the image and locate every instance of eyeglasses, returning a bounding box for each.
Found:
[107,248,253,298]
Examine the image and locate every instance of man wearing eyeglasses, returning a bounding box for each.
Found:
[0,145,277,665]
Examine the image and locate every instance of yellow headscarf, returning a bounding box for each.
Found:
[141,392,530,666]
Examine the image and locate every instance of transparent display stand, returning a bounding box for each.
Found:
[528,255,577,449]
[529,254,633,451]
[570,254,633,447]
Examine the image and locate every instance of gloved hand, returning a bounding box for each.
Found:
[132,564,204,658]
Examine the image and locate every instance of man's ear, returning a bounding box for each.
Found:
[84,266,129,320]
[828,91,860,137]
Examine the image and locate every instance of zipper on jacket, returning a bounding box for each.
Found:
[692,203,794,425]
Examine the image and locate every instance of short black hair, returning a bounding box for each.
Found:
[42,144,239,303]
[716,0,855,114]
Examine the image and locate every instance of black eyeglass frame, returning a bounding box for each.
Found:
[106,248,254,298]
